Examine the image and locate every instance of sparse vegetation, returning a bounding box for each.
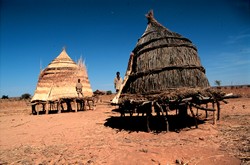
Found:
[215,80,221,86]
[106,90,112,95]
[20,93,31,100]
[1,95,9,99]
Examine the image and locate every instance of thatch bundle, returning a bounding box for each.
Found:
[122,11,210,94]
[31,48,93,102]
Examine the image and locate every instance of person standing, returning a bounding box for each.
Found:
[76,79,83,97]
[114,72,123,93]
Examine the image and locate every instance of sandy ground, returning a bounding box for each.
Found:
[0,94,249,165]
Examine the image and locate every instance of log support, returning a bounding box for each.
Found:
[155,102,169,132]
[146,114,151,132]
[188,104,198,128]
[74,99,77,112]
[216,101,221,120]
[205,103,208,118]
[46,102,49,114]
[57,101,61,113]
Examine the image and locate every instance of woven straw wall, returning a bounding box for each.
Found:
[122,11,210,94]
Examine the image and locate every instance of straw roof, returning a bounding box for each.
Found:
[31,48,93,102]
[122,10,210,94]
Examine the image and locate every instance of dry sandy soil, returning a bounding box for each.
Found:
[0,88,249,165]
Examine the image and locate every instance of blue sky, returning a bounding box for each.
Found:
[1,0,250,97]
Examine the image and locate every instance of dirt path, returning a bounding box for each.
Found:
[0,98,249,164]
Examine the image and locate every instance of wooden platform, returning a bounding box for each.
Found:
[114,92,230,132]
[31,96,96,115]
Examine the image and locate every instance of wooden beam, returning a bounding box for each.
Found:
[190,103,216,111]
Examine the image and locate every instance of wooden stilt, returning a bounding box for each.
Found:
[178,104,188,117]
[33,104,39,115]
[155,102,169,132]
[74,99,77,112]
[146,115,151,132]
[58,101,61,113]
[205,103,208,118]
[212,101,216,124]
[46,102,49,114]
[216,101,221,120]
[189,104,198,128]
[213,111,217,124]
[130,110,133,116]
[32,104,36,115]
[37,108,39,115]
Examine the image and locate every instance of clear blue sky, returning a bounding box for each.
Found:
[1,0,250,97]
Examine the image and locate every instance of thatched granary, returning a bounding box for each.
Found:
[122,11,210,94]
[111,11,227,132]
[31,48,93,103]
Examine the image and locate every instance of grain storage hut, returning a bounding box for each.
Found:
[31,48,93,114]
[113,11,225,131]
[122,10,210,94]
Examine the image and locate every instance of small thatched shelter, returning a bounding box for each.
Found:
[122,10,209,94]
[31,48,93,114]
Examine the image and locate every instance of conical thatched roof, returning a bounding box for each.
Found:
[122,10,210,94]
[31,48,93,102]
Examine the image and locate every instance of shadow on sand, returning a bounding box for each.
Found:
[104,109,205,133]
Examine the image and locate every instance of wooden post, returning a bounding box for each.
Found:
[212,101,216,124]
[82,99,85,111]
[189,104,198,128]
[32,104,36,115]
[145,102,153,132]
[57,100,61,113]
[216,101,221,120]
[76,99,79,111]
[46,102,49,114]
[146,115,151,132]
[155,102,169,132]
[178,103,188,117]
[74,99,77,112]
[37,106,39,115]
[205,103,208,118]
[213,111,217,124]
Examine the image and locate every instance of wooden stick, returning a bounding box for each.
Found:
[155,102,169,132]
[216,101,221,120]
[146,115,151,132]
[211,101,217,124]
[190,103,215,111]
[57,102,61,113]
[46,101,49,114]
[205,103,208,118]
[188,104,198,128]
[74,99,77,112]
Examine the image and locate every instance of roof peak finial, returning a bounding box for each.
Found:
[145,10,166,29]
[146,10,155,23]
[62,46,66,51]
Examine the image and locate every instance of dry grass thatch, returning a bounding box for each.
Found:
[122,10,209,94]
[31,48,93,102]
[119,87,226,103]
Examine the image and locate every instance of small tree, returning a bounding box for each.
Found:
[1,95,9,99]
[214,80,221,86]
[106,90,112,95]
[21,93,31,100]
